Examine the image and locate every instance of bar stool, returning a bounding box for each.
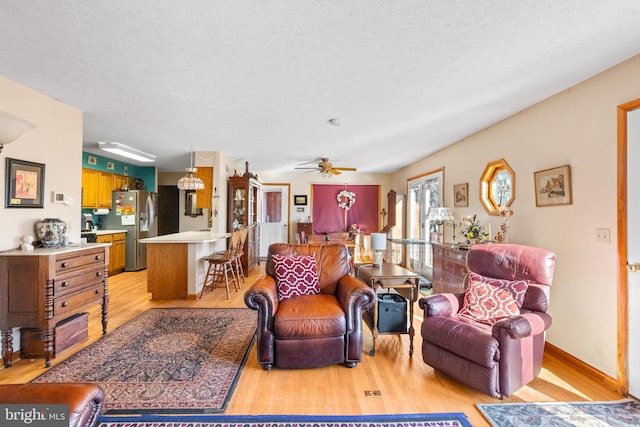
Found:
[199,230,240,299]
[233,228,248,285]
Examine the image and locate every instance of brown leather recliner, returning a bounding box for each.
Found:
[244,244,375,369]
[419,243,556,398]
[0,383,105,427]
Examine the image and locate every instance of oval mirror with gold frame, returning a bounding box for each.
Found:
[480,158,515,215]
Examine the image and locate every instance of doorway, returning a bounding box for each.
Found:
[157,185,179,236]
[259,184,290,258]
[619,98,640,397]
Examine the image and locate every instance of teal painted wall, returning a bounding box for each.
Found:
[82,152,156,192]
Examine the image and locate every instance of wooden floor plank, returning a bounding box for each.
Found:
[0,264,624,426]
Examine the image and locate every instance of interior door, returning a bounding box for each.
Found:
[627,106,640,398]
[260,184,289,257]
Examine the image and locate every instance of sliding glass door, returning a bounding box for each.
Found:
[406,168,443,281]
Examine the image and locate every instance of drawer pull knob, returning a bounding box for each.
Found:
[95,289,101,294]
[95,272,102,277]
[95,255,101,260]
[61,281,68,287]
[61,262,68,268]
[61,301,68,307]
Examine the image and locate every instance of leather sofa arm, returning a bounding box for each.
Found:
[418,293,462,317]
[492,312,553,340]
[0,383,105,427]
[336,275,375,330]
[244,275,279,316]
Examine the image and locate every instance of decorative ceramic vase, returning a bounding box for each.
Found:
[36,218,66,247]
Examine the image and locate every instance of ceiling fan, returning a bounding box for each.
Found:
[295,157,357,176]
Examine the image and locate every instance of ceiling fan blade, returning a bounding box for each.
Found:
[333,167,357,171]
[295,167,321,170]
[330,169,342,175]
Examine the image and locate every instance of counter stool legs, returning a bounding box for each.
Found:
[199,257,237,299]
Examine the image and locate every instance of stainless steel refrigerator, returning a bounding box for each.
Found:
[103,190,158,271]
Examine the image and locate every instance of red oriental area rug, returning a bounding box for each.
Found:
[33,308,255,414]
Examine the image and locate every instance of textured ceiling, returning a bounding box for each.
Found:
[1,1,640,174]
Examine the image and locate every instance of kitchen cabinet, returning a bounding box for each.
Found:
[96,232,127,275]
[195,167,213,209]
[431,243,468,294]
[112,174,130,192]
[0,244,109,367]
[82,168,113,208]
[228,174,261,272]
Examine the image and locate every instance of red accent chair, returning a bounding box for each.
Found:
[419,243,556,398]
[244,244,375,369]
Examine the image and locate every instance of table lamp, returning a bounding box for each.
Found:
[370,233,387,267]
[426,207,455,243]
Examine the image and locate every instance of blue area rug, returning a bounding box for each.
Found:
[98,413,472,427]
[477,398,640,426]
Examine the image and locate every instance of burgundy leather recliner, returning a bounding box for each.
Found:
[245,244,375,370]
[419,244,556,398]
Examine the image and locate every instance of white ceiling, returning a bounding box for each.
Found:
[1,1,640,174]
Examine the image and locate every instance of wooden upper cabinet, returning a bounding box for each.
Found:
[195,167,213,210]
[112,174,129,191]
[82,168,114,208]
[82,169,99,208]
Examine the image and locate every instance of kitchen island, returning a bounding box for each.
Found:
[140,231,230,299]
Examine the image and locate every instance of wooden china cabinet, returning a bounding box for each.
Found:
[228,169,261,272]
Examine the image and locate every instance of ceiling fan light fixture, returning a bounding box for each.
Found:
[99,141,156,162]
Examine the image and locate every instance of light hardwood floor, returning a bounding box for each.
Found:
[0,264,623,426]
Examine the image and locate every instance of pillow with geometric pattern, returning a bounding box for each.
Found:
[272,253,321,301]
[466,272,529,307]
[458,273,529,325]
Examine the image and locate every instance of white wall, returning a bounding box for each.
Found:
[0,76,82,251]
[392,54,640,378]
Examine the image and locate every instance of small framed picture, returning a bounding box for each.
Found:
[5,158,46,208]
[294,195,308,206]
[296,207,305,213]
[87,155,97,166]
[107,161,115,170]
[534,164,572,207]
[453,183,468,207]
[123,166,129,176]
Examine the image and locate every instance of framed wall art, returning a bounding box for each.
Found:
[5,157,46,208]
[534,164,572,207]
[294,195,308,206]
[453,183,468,207]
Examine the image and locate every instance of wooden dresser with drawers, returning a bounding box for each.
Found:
[0,244,110,367]
[431,242,469,294]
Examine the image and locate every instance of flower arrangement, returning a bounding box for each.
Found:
[459,215,489,242]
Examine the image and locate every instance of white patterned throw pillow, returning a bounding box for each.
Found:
[272,253,321,301]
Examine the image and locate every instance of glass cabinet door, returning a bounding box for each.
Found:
[231,187,247,229]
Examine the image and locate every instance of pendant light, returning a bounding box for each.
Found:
[177,152,205,190]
